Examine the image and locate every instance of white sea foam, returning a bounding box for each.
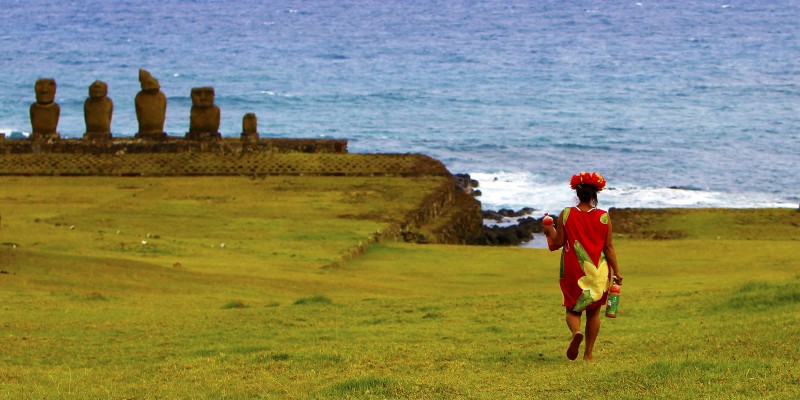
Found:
[470,171,797,213]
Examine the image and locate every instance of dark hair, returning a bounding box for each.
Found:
[576,184,598,207]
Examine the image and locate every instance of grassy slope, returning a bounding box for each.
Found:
[1,177,798,399]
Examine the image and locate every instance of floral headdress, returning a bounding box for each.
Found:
[570,172,606,192]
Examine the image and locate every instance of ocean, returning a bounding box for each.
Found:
[1,0,798,213]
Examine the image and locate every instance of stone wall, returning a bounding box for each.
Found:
[327,176,484,267]
[389,178,483,244]
[0,137,346,155]
[0,151,452,177]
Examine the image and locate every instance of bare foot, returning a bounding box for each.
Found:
[583,354,593,361]
[567,332,583,360]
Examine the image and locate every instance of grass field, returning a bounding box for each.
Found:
[1,177,799,399]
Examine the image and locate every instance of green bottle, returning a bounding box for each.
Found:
[606,284,621,318]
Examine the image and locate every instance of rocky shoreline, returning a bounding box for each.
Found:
[455,172,800,247]
[454,173,545,246]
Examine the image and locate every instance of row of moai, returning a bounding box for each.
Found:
[29,69,259,143]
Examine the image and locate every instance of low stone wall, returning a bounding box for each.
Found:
[428,189,484,244]
[379,178,484,245]
[327,176,483,266]
[0,137,347,155]
[0,152,450,177]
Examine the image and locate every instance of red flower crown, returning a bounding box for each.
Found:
[570,172,606,192]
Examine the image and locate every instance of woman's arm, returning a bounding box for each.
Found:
[604,218,623,284]
[543,209,566,251]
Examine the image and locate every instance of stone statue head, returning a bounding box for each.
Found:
[191,87,215,107]
[242,113,257,134]
[34,78,57,104]
[88,80,108,98]
[139,69,160,91]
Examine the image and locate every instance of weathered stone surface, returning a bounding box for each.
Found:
[241,113,259,143]
[83,80,113,140]
[0,137,348,155]
[29,78,61,142]
[186,87,221,141]
[134,69,167,140]
[0,152,449,179]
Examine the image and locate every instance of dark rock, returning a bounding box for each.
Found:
[482,210,504,222]
[453,173,481,197]
[470,215,538,246]
[498,208,515,217]
[402,231,430,244]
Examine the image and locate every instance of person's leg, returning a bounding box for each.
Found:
[583,307,601,360]
[565,308,583,360]
[565,307,581,335]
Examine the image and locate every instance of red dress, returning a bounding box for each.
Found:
[558,207,612,312]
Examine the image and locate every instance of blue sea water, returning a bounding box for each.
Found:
[1,0,798,212]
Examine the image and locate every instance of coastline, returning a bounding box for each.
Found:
[477,205,800,248]
[468,171,798,212]
[3,1,800,395]
[459,172,799,247]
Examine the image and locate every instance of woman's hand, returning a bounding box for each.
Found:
[613,274,623,285]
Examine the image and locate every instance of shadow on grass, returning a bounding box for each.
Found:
[222,300,247,309]
[718,280,800,312]
[323,376,397,397]
[611,358,774,397]
[294,295,333,305]
[257,353,290,362]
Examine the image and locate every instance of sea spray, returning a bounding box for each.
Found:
[470,171,796,212]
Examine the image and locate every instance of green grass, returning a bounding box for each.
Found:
[1,177,799,399]
[294,295,334,306]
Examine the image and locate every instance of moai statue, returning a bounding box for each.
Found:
[134,69,167,140]
[83,80,113,140]
[186,87,221,141]
[241,113,259,143]
[29,78,60,142]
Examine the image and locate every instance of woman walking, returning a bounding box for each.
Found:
[542,172,623,361]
